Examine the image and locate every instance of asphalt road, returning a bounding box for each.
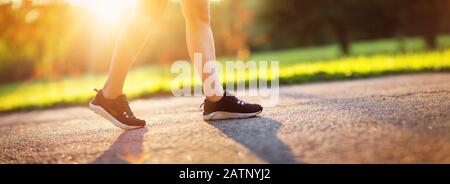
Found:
[0,73,449,163]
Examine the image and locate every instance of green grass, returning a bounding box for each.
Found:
[1,36,450,112]
[249,35,450,66]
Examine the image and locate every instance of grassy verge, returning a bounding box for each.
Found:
[1,37,450,112]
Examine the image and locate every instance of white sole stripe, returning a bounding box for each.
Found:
[203,110,262,121]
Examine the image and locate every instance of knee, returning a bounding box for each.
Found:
[182,0,211,27]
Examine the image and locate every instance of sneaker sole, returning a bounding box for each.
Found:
[203,110,262,121]
[89,102,144,130]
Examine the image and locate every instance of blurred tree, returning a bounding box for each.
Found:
[398,0,443,49]
[256,0,450,53]
[323,0,354,55]
[256,0,354,54]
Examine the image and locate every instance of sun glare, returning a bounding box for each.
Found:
[67,0,138,25]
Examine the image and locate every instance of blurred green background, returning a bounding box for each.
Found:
[0,0,449,111]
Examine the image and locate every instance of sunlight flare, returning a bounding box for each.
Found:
[67,0,138,25]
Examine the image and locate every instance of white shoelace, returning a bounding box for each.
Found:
[237,100,246,105]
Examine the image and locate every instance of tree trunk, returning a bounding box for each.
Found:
[424,32,437,49]
[330,18,350,55]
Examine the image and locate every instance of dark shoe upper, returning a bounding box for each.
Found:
[203,91,263,115]
[91,89,145,127]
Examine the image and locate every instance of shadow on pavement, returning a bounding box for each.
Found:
[208,117,302,164]
[92,127,149,164]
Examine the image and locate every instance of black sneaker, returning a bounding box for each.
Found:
[202,91,263,120]
[89,89,145,129]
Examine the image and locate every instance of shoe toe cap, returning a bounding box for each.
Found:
[247,103,263,113]
[125,118,146,127]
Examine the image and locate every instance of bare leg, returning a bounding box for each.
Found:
[181,0,224,102]
[102,0,168,99]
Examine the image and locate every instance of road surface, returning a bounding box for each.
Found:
[0,73,449,163]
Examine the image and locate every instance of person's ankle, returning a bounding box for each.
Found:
[205,95,223,102]
[101,88,121,100]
